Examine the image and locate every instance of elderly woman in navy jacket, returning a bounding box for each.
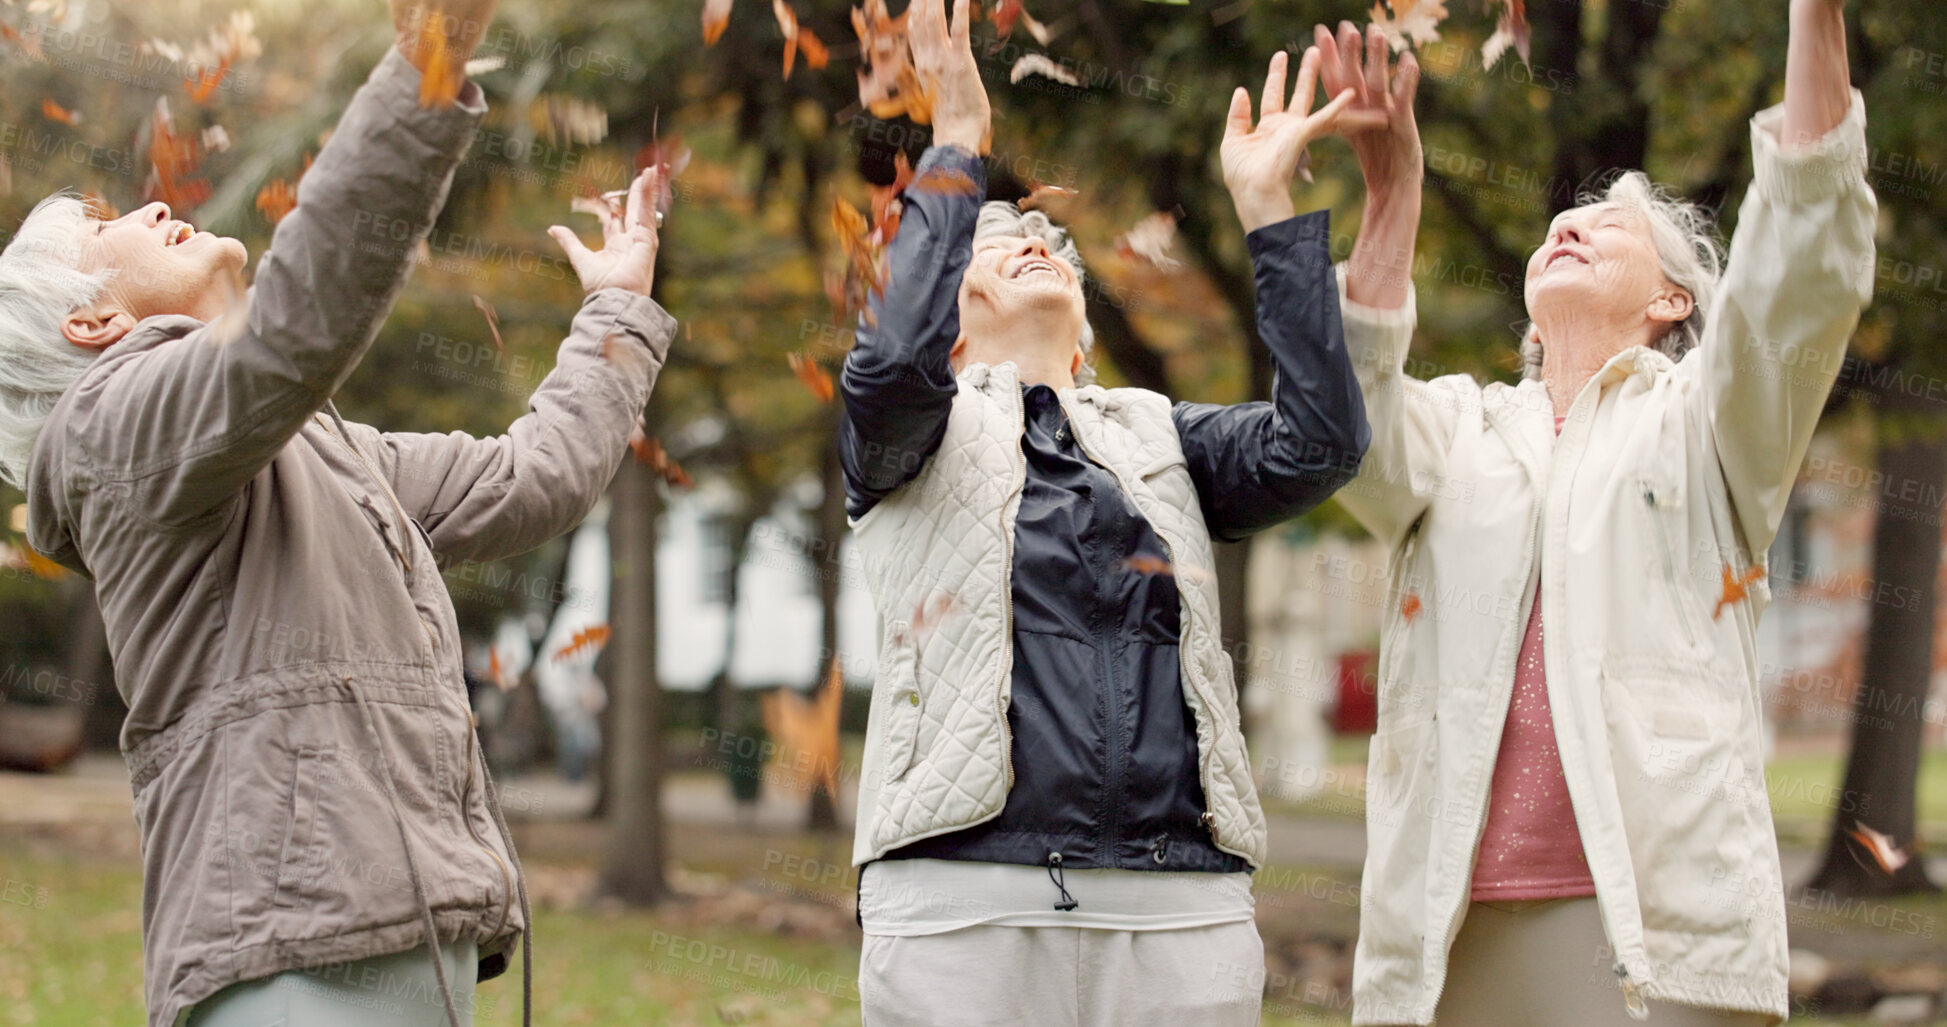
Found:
[837,1,1372,1022]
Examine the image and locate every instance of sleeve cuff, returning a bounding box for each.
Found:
[1246,210,1332,260]
[1335,262,1418,332]
[582,288,676,365]
[369,45,489,141]
[914,143,990,194]
[1750,88,1868,206]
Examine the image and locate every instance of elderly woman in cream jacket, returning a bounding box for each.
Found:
[1305,2,1872,1025]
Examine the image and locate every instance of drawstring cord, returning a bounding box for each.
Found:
[347,677,464,1027]
[1045,852,1078,912]
[479,747,535,1027]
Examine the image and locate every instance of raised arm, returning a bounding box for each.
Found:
[1696,0,1873,554]
[1179,49,1371,540]
[837,0,989,519]
[357,168,674,567]
[1308,24,1463,551]
[75,5,496,528]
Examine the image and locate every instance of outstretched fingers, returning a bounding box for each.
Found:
[1225,85,1254,141]
[1260,49,1288,118]
[1291,47,1321,118]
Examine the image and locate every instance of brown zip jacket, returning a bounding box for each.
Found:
[23,48,673,1027]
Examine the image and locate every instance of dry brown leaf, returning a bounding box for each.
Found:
[415,18,462,109]
[471,294,505,355]
[788,350,836,403]
[1115,211,1183,271]
[703,0,734,46]
[39,98,78,126]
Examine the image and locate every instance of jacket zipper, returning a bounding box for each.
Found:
[1516,389,1651,1022]
[995,382,1029,799]
[1060,397,1229,855]
[317,412,514,937]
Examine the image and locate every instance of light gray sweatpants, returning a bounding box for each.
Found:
[860,921,1264,1027]
[186,940,480,1027]
[1435,899,1773,1027]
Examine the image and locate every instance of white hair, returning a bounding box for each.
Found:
[1521,171,1723,380]
[0,194,111,487]
[973,201,1096,387]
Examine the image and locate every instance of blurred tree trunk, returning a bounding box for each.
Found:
[599,455,668,905]
[806,405,846,833]
[1807,377,1945,898]
[71,586,124,752]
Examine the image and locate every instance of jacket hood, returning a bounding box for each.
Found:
[24,314,205,577]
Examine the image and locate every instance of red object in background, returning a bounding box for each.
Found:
[1331,649,1378,735]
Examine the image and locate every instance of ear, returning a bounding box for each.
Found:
[1069,346,1084,377]
[1648,286,1694,326]
[61,307,138,353]
[948,333,970,370]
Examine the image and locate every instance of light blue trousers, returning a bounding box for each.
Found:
[186,941,480,1027]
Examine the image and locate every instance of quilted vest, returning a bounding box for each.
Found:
[848,360,1268,868]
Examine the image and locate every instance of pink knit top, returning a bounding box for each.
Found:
[1469,417,1595,901]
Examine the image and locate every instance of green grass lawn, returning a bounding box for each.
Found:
[0,842,1358,1026]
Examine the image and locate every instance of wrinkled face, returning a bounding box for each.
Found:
[1524,202,1674,326]
[79,202,247,319]
[957,233,1086,366]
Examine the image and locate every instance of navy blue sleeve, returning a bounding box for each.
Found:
[838,145,990,519]
[1172,210,1369,542]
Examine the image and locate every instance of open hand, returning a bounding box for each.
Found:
[1317,22,1422,208]
[1222,48,1367,232]
[551,167,662,298]
[909,0,991,154]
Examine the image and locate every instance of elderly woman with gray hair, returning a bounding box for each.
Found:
[0,3,673,1025]
[1310,2,1873,1025]
[838,0,1371,1022]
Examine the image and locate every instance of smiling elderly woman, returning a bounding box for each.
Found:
[0,4,675,1027]
[1309,3,1873,1026]
[837,1,1371,1024]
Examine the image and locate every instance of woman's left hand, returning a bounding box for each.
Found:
[1222,47,1367,233]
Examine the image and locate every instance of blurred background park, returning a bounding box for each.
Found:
[1,0,1945,1023]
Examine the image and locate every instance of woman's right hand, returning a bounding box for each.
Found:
[909,0,991,154]
[1317,22,1423,208]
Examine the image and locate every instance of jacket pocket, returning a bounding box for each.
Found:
[878,638,924,786]
[1638,476,1706,650]
[272,748,325,908]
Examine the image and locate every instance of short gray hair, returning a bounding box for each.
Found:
[0,194,111,487]
[1521,171,1723,380]
[973,201,1096,386]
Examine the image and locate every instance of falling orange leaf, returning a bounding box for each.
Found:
[145,98,210,211]
[702,0,734,45]
[186,57,230,105]
[415,17,462,109]
[1712,563,1765,620]
[760,659,845,798]
[1116,211,1183,270]
[832,194,884,303]
[628,425,694,488]
[788,350,835,403]
[1018,182,1078,215]
[40,98,79,127]
[799,26,830,69]
[853,0,936,124]
[255,180,297,224]
[3,24,42,61]
[19,547,66,580]
[1846,822,1913,875]
[1400,592,1423,623]
[552,624,612,663]
[911,165,981,197]
[1124,556,1174,576]
[471,295,505,354]
[1482,0,1530,70]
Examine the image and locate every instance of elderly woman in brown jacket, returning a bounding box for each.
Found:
[0,3,672,1026]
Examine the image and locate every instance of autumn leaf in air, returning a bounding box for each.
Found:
[2,24,44,62]
[788,350,836,403]
[255,153,310,226]
[552,624,612,663]
[415,17,463,109]
[773,0,830,78]
[471,295,505,355]
[186,57,230,105]
[1010,53,1078,87]
[1368,0,1448,53]
[628,425,694,488]
[1018,181,1078,217]
[1846,822,1913,875]
[1116,211,1183,271]
[145,98,211,211]
[703,0,734,45]
[853,0,936,124]
[1481,0,1529,70]
[39,98,79,127]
